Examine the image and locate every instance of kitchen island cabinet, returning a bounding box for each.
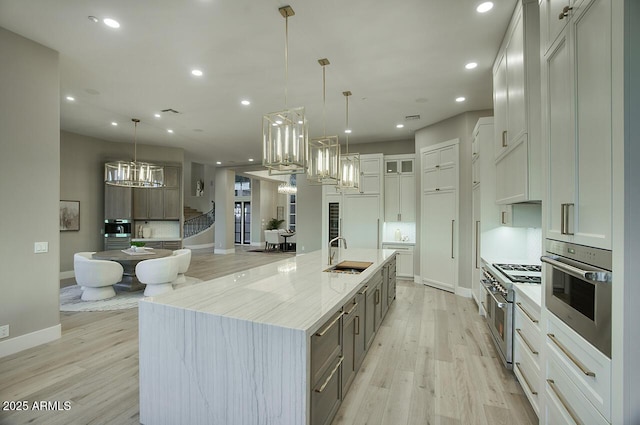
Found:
[139,248,397,425]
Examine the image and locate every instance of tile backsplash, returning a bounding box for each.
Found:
[134,221,180,239]
[382,222,416,243]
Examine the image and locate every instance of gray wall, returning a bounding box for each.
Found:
[351,139,415,155]
[183,158,216,214]
[295,174,323,253]
[214,169,236,252]
[59,131,184,272]
[0,27,60,351]
[415,110,493,290]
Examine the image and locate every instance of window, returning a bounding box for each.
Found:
[288,175,296,231]
[234,176,251,197]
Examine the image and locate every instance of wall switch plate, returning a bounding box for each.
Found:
[0,325,9,339]
[34,242,49,253]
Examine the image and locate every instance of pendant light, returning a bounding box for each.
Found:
[307,58,340,184]
[104,118,164,188]
[338,91,360,190]
[277,182,298,195]
[262,5,308,175]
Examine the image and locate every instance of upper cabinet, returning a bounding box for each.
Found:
[493,0,542,204]
[384,154,415,222]
[541,0,612,250]
[133,166,182,220]
[358,154,383,194]
[422,145,456,193]
[104,185,132,220]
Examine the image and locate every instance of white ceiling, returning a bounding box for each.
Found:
[0,0,512,165]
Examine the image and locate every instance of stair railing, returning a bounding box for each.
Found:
[184,201,215,238]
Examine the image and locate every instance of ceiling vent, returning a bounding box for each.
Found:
[405,114,421,121]
[161,108,180,114]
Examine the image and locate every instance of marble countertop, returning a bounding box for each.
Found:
[381,241,415,246]
[141,248,396,335]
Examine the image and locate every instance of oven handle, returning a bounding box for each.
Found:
[541,255,611,283]
[481,280,506,309]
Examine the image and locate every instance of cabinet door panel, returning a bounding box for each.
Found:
[422,168,439,193]
[438,146,456,168]
[359,174,380,194]
[104,185,132,219]
[147,189,164,219]
[342,195,379,249]
[399,174,415,221]
[493,53,508,159]
[384,174,400,221]
[496,138,528,204]
[163,188,181,219]
[506,12,527,145]
[546,33,574,241]
[164,166,180,188]
[541,0,571,53]
[437,166,456,192]
[421,191,455,292]
[422,150,440,170]
[574,0,611,249]
[133,188,148,219]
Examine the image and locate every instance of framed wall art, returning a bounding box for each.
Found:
[60,200,80,231]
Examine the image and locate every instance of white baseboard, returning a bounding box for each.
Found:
[60,270,75,280]
[456,287,472,298]
[0,324,61,358]
[414,275,420,284]
[183,243,214,250]
[214,248,235,255]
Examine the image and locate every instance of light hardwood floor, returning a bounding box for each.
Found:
[0,248,536,425]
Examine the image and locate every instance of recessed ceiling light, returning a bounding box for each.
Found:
[456,97,466,102]
[167,129,174,133]
[66,96,75,101]
[191,69,203,77]
[345,129,352,134]
[248,158,254,162]
[465,62,478,69]
[396,124,404,129]
[103,18,120,28]
[111,122,118,126]
[88,16,99,23]
[241,100,251,106]
[476,2,493,13]
[216,161,222,165]
[154,113,161,118]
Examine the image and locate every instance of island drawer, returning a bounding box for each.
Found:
[311,355,343,425]
[311,309,343,386]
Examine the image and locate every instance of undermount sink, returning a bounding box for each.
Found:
[324,261,373,275]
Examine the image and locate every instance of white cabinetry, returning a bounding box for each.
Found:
[381,243,414,278]
[544,313,611,423]
[513,289,542,415]
[358,154,383,194]
[542,0,612,249]
[493,0,541,204]
[384,155,415,222]
[322,154,383,249]
[421,140,458,293]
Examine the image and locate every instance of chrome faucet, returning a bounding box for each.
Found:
[328,236,347,265]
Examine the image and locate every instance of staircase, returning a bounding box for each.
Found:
[183,203,215,238]
[184,206,202,220]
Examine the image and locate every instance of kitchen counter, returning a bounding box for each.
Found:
[131,237,181,242]
[381,241,415,245]
[139,248,396,425]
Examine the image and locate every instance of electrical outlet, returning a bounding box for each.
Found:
[0,325,9,339]
[34,242,49,253]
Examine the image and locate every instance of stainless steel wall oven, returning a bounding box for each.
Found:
[542,239,612,357]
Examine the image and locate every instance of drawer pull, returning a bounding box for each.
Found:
[547,379,583,425]
[344,302,358,316]
[359,285,368,295]
[547,333,595,377]
[516,328,539,355]
[315,312,343,337]
[375,289,380,305]
[315,357,344,393]
[355,316,360,335]
[516,302,539,323]
[515,362,537,395]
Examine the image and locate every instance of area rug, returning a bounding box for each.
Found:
[60,276,203,312]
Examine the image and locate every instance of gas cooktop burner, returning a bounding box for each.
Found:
[494,263,541,273]
[510,275,542,284]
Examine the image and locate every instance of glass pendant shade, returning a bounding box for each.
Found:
[263,108,308,175]
[104,161,164,187]
[104,118,164,188]
[308,136,340,183]
[339,153,360,189]
[277,182,298,194]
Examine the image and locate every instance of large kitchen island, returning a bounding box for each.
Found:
[139,248,397,425]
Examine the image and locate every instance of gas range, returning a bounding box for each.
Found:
[493,263,541,284]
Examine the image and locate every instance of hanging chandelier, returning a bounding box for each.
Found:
[277,182,298,195]
[338,91,360,190]
[307,58,340,184]
[104,119,164,188]
[262,5,308,175]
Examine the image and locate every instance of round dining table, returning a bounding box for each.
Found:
[93,249,173,291]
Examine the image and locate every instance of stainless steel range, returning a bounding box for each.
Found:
[481,263,541,369]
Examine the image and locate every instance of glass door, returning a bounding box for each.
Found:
[234,201,251,244]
